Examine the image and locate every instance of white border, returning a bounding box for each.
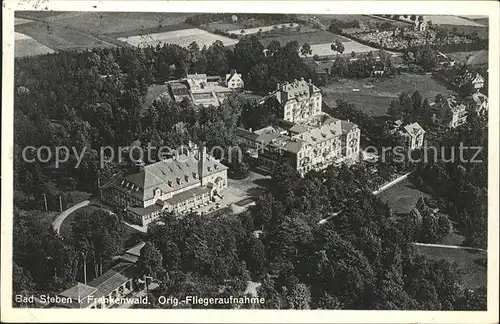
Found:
[2,1,499,323]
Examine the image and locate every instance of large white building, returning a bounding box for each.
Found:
[272,78,323,124]
[103,145,227,226]
[240,78,360,176]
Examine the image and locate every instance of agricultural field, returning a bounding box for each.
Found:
[423,15,487,27]
[17,12,197,37]
[227,22,300,35]
[15,31,55,57]
[305,41,381,58]
[15,21,116,51]
[259,30,348,47]
[118,28,238,48]
[322,73,456,116]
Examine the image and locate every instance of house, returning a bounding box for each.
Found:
[262,78,322,124]
[430,95,468,128]
[400,122,425,151]
[468,92,488,115]
[225,69,244,89]
[103,145,227,226]
[469,72,485,91]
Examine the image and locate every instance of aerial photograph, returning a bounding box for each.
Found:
[11,10,489,311]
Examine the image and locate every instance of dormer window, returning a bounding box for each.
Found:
[185,175,189,182]
[193,172,198,179]
[167,180,172,187]
[176,178,181,185]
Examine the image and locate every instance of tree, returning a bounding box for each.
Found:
[351,51,356,58]
[285,283,311,309]
[300,43,312,58]
[331,40,345,56]
[411,90,423,112]
[138,242,164,280]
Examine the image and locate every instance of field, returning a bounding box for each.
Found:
[415,245,487,290]
[306,41,381,57]
[17,12,197,37]
[227,23,299,35]
[15,31,55,57]
[118,28,238,48]
[322,73,456,116]
[16,21,116,51]
[260,30,347,47]
[378,178,431,214]
[423,15,487,27]
[447,51,482,64]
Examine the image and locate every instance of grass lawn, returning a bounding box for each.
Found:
[415,245,487,290]
[321,73,457,116]
[377,178,431,214]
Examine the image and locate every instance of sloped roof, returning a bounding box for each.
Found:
[403,122,425,136]
[59,283,97,301]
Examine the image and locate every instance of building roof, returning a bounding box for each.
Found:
[187,73,207,80]
[112,148,227,202]
[403,122,425,136]
[164,185,212,206]
[276,78,321,106]
[59,283,97,301]
[226,70,241,83]
[236,127,259,141]
[57,262,138,308]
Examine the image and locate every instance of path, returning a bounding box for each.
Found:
[372,171,414,195]
[52,200,90,235]
[413,242,486,252]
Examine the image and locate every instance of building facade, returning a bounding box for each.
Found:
[400,122,425,151]
[225,70,244,89]
[430,95,468,129]
[273,78,322,124]
[103,146,227,226]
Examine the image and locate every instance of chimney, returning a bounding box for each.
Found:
[249,128,253,132]
[301,77,305,82]
[276,83,281,90]
[309,79,312,85]
[198,144,207,186]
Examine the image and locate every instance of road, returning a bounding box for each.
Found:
[372,171,414,195]
[52,200,90,235]
[413,242,486,252]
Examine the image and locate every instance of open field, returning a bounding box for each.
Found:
[227,23,299,35]
[322,73,456,116]
[415,245,487,290]
[15,17,34,25]
[260,30,348,47]
[16,12,197,37]
[306,41,381,57]
[447,51,482,64]
[423,15,487,27]
[119,28,238,48]
[16,21,116,51]
[15,32,55,57]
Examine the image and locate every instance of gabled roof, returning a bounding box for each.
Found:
[403,122,425,136]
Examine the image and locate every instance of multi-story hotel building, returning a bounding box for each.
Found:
[242,78,360,176]
[237,118,360,177]
[103,146,227,226]
[266,78,322,124]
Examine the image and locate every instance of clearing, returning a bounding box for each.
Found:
[227,23,300,35]
[118,28,238,48]
[377,177,431,214]
[321,73,456,116]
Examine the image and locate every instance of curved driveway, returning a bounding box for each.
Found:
[52,200,90,235]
